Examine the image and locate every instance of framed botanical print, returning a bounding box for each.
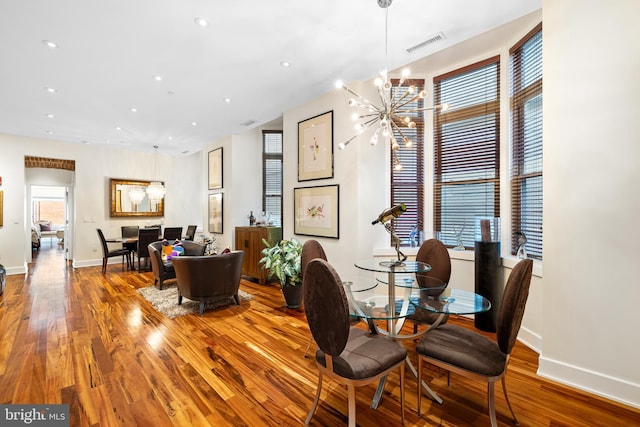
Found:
[294,184,339,239]
[208,193,223,234]
[208,147,223,190]
[298,111,333,181]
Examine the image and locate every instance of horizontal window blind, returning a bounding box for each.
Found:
[434,58,500,248]
[390,79,424,246]
[510,24,542,259]
[263,131,283,227]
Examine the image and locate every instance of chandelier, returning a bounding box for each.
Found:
[335,0,449,170]
[128,186,146,206]
[146,145,166,204]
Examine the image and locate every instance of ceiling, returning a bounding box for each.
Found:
[0,0,541,156]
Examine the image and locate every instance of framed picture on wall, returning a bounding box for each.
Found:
[208,147,223,190]
[298,110,333,181]
[294,184,339,239]
[208,193,223,234]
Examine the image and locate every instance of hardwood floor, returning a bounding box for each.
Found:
[1,246,638,426]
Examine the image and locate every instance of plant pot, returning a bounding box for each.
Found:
[281,283,303,309]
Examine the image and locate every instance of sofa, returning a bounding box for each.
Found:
[171,250,245,315]
[148,240,206,289]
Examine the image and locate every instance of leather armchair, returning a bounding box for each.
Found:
[172,250,244,315]
[148,240,206,289]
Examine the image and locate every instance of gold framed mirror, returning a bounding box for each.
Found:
[110,178,164,217]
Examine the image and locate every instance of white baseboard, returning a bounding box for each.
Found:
[517,325,542,353]
[538,356,640,410]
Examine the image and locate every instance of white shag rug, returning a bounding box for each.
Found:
[138,283,252,319]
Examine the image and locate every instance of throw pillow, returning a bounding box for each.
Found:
[40,223,51,231]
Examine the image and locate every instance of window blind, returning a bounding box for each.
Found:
[390,79,424,246]
[434,57,500,248]
[510,24,542,259]
[262,130,283,227]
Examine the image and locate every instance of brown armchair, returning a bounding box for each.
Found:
[149,241,206,289]
[172,250,244,315]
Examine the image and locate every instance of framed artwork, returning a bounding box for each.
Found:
[294,184,339,239]
[208,193,223,234]
[298,110,333,181]
[208,147,223,189]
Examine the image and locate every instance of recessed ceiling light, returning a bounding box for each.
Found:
[46,130,53,134]
[191,122,197,126]
[224,97,231,103]
[44,87,56,93]
[168,136,173,140]
[130,107,137,113]
[154,75,162,82]
[280,60,291,67]
[46,114,54,119]
[194,17,208,27]
[116,126,122,131]
[42,40,58,48]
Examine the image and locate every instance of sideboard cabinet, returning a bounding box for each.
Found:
[234,226,282,285]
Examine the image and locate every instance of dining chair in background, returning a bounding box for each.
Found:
[184,225,197,241]
[416,258,533,427]
[163,227,183,241]
[121,225,139,266]
[96,228,131,274]
[303,258,406,427]
[135,228,161,271]
[407,238,452,333]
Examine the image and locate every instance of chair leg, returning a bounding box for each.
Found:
[400,360,405,425]
[501,376,520,425]
[305,373,323,426]
[178,295,183,305]
[347,384,356,427]
[417,355,423,416]
[488,382,498,427]
[199,301,205,315]
[303,334,313,358]
[102,258,107,274]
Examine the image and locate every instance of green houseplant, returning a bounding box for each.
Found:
[259,237,303,308]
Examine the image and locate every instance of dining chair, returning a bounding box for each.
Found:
[303,258,406,427]
[407,238,452,333]
[300,239,327,358]
[184,225,197,241]
[121,225,139,266]
[163,227,183,241]
[416,258,533,427]
[96,228,131,274]
[135,228,161,271]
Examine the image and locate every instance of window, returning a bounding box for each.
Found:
[433,57,501,248]
[390,79,424,246]
[262,130,283,227]
[510,24,543,259]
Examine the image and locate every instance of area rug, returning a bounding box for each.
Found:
[138,283,252,319]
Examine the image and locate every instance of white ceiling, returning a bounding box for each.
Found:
[0,0,540,155]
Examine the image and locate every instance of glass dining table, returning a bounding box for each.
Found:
[346,259,491,407]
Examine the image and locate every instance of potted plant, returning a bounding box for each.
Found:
[259,237,303,308]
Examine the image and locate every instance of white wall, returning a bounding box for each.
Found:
[540,0,640,408]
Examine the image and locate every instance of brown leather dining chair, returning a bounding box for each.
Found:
[416,258,534,427]
[135,228,160,271]
[407,238,452,333]
[97,228,131,274]
[303,258,406,427]
[121,225,139,266]
[184,225,197,241]
[163,227,183,241]
[300,239,327,358]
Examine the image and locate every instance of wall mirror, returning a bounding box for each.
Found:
[110,178,164,217]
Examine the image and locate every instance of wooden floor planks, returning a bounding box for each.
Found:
[0,246,637,426]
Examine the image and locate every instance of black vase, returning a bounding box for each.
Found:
[281,283,303,309]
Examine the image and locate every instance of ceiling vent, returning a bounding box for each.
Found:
[406,32,445,54]
[240,119,257,127]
